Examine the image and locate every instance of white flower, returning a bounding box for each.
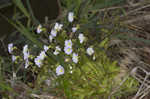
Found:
[70,70,73,74]
[44,45,49,52]
[78,33,85,44]
[12,55,16,62]
[39,51,46,60]
[72,27,77,33]
[65,39,72,48]
[64,46,72,55]
[8,43,13,54]
[86,47,94,56]
[25,59,29,68]
[34,51,46,67]
[51,29,57,37]
[54,23,63,31]
[72,53,78,63]
[49,35,53,42]
[34,56,42,67]
[23,45,30,60]
[56,65,64,76]
[53,46,61,55]
[68,12,74,22]
[37,24,42,34]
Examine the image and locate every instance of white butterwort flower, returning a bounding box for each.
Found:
[8,43,13,54]
[72,53,78,63]
[39,51,46,60]
[68,12,74,22]
[34,51,46,67]
[56,65,64,76]
[34,56,42,67]
[37,24,42,34]
[49,35,53,42]
[72,27,77,33]
[51,29,57,37]
[12,55,16,62]
[54,23,63,31]
[65,39,72,48]
[64,46,72,55]
[44,45,49,52]
[53,46,61,55]
[86,47,94,56]
[23,45,29,60]
[25,59,29,68]
[78,33,85,44]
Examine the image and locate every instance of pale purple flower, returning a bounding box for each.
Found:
[65,39,72,48]
[37,24,42,34]
[51,29,57,37]
[39,51,46,60]
[72,27,77,32]
[25,59,29,68]
[34,56,42,67]
[86,47,94,56]
[44,45,49,52]
[78,33,85,44]
[34,51,46,67]
[8,43,13,54]
[49,35,53,42]
[72,53,78,63]
[53,46,61,55]
[56,65,64,76]
[23,45,29,60]
[64,46,72,55]
[54,23,63,31]
[68,12,74,22]
[12,55,16,62]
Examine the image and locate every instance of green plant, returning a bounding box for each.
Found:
[0,0,140,98]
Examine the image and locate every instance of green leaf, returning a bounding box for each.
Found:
[12,0,30,18]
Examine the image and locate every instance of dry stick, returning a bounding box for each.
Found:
[123,14,150,24]
[132,74,149,99]
[140,87,150,99]
[31,94,54,99]
[120,4,150,17]
[98,2,146,13]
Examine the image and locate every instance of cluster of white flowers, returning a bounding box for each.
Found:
[64,39,79,63]
[34,51,46,67]
[9,11,96,78]
[49,22,63,42]
[56,65,64,76]
[53,46,61,55]
[64,39,73,55]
